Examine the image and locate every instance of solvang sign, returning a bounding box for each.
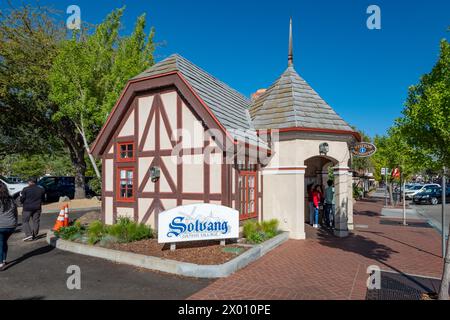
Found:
[158,204,239,244]
[351,142,377,157]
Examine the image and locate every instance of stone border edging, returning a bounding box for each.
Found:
[46,231,289,278]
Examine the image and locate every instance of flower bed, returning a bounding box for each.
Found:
[55,217,249,265]
[109,239,248,265]
[55,217,153,246]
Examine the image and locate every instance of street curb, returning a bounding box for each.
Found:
[43,206,101,214]
[19,207,101,216]
[46,231,289,278]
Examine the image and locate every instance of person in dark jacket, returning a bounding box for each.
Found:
[0,182,18,270]
[20,179,45,241]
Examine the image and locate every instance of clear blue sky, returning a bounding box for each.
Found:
[4,0,450,137]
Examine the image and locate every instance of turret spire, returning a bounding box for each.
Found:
[288,17,294,67]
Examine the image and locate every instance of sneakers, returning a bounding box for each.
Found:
[313,224,319,229]
[0,262,6,271]
[22,236,34,242]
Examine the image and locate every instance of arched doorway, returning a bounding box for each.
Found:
[304,156,338,225]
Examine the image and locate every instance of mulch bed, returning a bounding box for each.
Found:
[108,239,250,265]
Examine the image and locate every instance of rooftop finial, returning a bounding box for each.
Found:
[288,17,294,67]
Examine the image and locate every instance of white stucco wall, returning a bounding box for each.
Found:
[263,135,353,239]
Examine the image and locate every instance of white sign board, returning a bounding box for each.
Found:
[158,203,239,244]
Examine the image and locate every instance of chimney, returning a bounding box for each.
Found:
[251,88,267,101]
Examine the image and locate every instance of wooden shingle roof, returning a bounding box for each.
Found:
[133,54,264,147]
[249,66,353,131]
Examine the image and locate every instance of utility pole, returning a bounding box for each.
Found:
[442,166,447,258]
[402,168,407,226]
[439,166,449,300]
[384,168,388,207]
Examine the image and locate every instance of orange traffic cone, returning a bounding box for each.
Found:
[63,204,70,227]
[52,206,66,232]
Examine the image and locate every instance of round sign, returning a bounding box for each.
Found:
[351,142,376,157]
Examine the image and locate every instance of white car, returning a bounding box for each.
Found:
[0,175,28,204]
[405,184,440,200]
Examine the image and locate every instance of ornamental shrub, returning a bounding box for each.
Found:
[87,220,107,245]
[243,219,280,244]
[55,221,85,241]
[107,217,153,243]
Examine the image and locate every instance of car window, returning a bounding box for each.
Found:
[0,175,12,184]
[39,178,57,187]
[59,178,75,187]
[412,186,423,190]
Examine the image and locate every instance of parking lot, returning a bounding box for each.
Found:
[0,211,211,300]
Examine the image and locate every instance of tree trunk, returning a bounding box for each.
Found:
[388,183,394,206]
[439,221,450,300]
[59,120,88,200]
[79,129,101,179]
[71,147,87,199]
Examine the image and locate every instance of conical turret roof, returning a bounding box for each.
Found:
[249,66,353,131]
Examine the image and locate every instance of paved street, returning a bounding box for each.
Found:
[0,211,211,300]
[413,203,450,236]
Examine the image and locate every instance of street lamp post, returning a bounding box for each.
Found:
[385,168,388,207]
[442,166,447,258]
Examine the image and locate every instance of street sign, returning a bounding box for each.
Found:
[392,168,400,178]
[351,142,377,157]
[381,168,387,175]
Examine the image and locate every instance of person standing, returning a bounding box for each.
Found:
[307,184,314,226]
[20,179,45,241]
[0,182,18,271]
[312,185,322,229]
[324,180,335,229]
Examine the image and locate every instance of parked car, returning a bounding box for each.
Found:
[37,176,97,203]
[0,175,28,205]
[413,186,450,205]
[6,176,25,184]
[405,184,440,200]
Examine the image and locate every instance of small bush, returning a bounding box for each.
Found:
[87,220,107,245]
[55,216,153,245]
[106,217,153,243]
[98,235,119,247]
[243,219,280,244]
[261,219,279,238]
[55,221,85,241]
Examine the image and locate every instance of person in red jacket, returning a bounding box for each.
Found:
[312,185,322,228]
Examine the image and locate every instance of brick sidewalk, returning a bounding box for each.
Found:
[189,198,444,300]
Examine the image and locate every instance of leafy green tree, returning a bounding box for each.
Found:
[371,129,426,203]
[0,5,155,198]
[394,37,449,299]
[396,39,450,169]
[49,8,155,178]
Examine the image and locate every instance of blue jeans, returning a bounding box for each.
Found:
[309,202,315,225]
[314,207,319,225]
[0,228,15,262]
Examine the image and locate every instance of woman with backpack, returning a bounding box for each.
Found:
[0,181,18,271]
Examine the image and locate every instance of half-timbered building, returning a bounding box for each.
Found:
[91,20,360,239]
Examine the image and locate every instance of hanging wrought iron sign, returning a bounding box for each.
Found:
[351,142,377,157]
